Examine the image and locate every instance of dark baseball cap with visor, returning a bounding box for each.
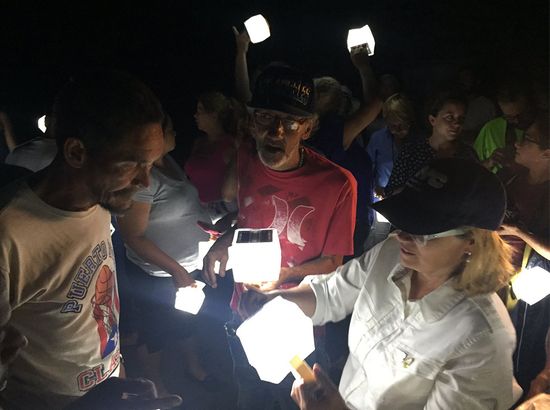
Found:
[372,158,507,235]
[249,65,316,118]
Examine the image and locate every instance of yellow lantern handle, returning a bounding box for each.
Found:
[290,355,315,384]
[521,244,532,270]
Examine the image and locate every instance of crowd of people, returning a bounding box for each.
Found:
[0,23,548,410]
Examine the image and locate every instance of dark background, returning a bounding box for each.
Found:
[0,0,548,157]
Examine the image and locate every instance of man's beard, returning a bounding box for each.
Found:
[97,188,137,215]
[256,138,286,169]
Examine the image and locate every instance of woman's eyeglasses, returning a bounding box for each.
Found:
[393,227,470,247]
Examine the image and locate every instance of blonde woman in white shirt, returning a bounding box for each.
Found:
[240,158,519,410]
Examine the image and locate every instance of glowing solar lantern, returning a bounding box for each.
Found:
[174,280,206,314]
[347,24,375,55]
[244,14,270,44]
[512,266,550,305]
[228,228,281,284]
[237,296,315,384]
[37,115,47,133]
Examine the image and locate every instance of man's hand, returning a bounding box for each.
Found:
[238,286,275,319]
[202,234,231,288]
[65,378,182,410]
[233,26,251,55]
[291,364,348,410]
[0,325,28,367]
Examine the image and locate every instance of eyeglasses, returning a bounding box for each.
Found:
[394,227,470,247]
[253,110,307,132]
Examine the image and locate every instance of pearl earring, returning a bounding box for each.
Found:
[464,251,472,263]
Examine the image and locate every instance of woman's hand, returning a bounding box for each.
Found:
[482,148,507,170]
[258,267,293,292]
[527,368,550,399]
[232,26,250,55]
[291,364,349,410]
[238,286,276,319]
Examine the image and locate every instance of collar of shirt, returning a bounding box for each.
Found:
[389,268,466,323]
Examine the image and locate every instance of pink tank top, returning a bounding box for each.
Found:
[184,137,234,203]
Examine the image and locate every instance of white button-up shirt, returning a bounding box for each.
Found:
[310,238,518,410]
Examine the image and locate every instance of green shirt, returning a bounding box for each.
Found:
[473,117,524,173]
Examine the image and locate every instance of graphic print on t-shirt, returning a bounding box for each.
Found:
[268,195,315,250]
[91,265,120,359]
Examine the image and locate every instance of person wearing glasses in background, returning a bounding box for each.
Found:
[497,111,550,403]
[202,65,357,409]
[474,79,537,173]
[240,158,520,410]
[385,89,477,196]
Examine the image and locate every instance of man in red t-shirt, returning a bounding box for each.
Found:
[202,64,356,309]
[202,65,357,409]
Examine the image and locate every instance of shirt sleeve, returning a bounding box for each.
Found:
[132,173,158,203]
[309,241,386,325]
[425,330,518,410]
[321,175,357,257]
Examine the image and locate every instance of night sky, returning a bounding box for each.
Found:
[0,0,547,155]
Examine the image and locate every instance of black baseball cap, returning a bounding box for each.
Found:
[249,65,315,117]
[372,158,506,235]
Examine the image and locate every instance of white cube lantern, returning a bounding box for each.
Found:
[347,24,375,55]
[174,280,206,315]
[228,228,281,284]
[237,296,315,384]
[244,14,271,44]
[37,115,47,133]
[512,266,550,305]
[375,211,389,223]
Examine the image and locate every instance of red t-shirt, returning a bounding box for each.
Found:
[230,143,357,311]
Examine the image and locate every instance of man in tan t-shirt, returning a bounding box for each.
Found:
[0,71,168,409]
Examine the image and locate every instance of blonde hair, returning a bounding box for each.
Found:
[453,228,514,296]
[382,93,415,125]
